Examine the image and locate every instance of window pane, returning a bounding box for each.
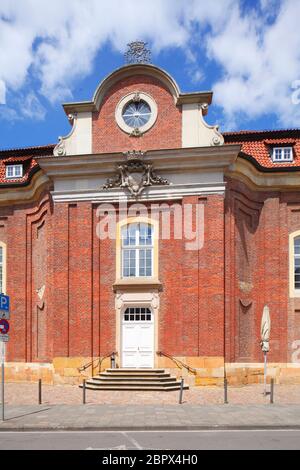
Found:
[123,249,136,277]
[139,223,152,246]
[7,167,13,177]
[123,307,152,322]
[295,238,300,254]
[122,224,137,246]
[138,248,152,277]
[274,149,282,160]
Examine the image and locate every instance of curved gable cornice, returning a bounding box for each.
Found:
[62,64,212,115]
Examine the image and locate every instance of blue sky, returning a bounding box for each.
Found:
[1,0,300,150]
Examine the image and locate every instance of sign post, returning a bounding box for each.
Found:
[0,294,10,422]
[1,342,5,421]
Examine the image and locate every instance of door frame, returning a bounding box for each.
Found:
[115,291,160,369]
[121,306,154,368]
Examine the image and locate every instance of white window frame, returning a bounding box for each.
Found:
[123,307,152,322]
[289,231,300,297]
[271,147,293,163]
[5,164,23,179]
[294,236,300,291]
[115,92,158,135]
[121,223,154,278]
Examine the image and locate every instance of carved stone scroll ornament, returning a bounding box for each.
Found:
[53,136,66,156]
[199,103,224,146]
[103,151,169,198]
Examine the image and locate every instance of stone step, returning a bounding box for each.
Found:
[94,375,174,382]
[105,368,165,373]
[80,368,189,392]
[85,379,182,388]
[80,384,189,392]
[98,372,171,379]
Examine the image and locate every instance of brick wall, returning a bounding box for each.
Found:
[92,75,182,153]
[225,178,299,364]
[2,181,300,367]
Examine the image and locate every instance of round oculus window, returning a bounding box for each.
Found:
[115,92,158,135]
[122,100,151,128]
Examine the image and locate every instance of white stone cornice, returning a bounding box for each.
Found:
[37,145,241,178]
[51,182,227,204]
[227,157,300,191]
[36,145,239,203]
[0,172,50,206]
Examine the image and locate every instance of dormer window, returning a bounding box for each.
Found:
[272,147,293,163]
[6,164,23,179]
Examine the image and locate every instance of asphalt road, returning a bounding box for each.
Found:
[0,430,300,450]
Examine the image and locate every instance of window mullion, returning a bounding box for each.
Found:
[136,224,140,277]
[136,248,139,277]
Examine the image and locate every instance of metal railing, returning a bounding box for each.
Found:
[156,351,197,375]
[77,352,117,375]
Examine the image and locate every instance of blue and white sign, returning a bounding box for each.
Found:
[0,294,10,320]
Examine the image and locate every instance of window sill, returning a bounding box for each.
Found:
[5,176,23,180]
[113,278,162,292]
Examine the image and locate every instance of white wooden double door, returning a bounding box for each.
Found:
[121,307,154,368]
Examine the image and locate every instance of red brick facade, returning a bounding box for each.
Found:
[1,63,300,385]
[4,185,299,367]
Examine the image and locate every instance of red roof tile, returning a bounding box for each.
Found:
[0,145,54,185]
[224,129,300,169]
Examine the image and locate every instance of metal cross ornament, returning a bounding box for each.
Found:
[125,41,151,64]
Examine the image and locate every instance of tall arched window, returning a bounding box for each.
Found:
[121,222,153,278]
[294,236,300,290]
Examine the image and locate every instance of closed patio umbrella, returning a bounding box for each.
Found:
[260,305,271,395]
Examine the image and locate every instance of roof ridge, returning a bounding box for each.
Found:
[0,143,55,154]
[223,128,300,136]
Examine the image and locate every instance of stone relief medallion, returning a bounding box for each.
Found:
[103,151,169,198]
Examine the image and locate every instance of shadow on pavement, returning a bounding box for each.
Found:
[2,407,52,422]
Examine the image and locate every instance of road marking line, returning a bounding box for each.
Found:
[122,431,143,450]
[86,445,127,450]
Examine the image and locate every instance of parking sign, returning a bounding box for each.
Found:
[0,294,10,320]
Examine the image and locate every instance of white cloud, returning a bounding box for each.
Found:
[209,0,300,128]
[0,80,6,104]
[21,92,46,120]
[0,0,300,128]
[0,91,46,122]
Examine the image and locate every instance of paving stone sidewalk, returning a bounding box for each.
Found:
[3,382,300,406]
[1,404,300,430]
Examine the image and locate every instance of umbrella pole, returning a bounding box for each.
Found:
[263,351,267,396]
